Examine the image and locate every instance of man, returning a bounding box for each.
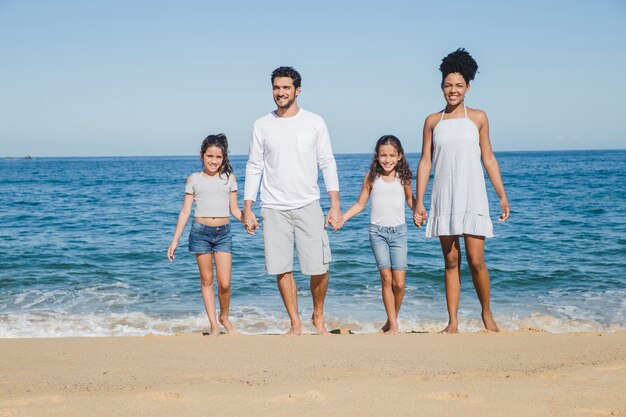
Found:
[243,66,343,336]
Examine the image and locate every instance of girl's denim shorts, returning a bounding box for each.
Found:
[368,223,408,270]
[188,220,232,254]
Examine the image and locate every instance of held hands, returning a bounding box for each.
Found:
[325,205,344,231]
[499,197,510,222]
[242,209,259,235]
[413,203,427,228]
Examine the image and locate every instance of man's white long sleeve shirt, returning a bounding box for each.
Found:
[244,109,339,210]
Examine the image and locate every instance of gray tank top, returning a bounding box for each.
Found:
[185,172,237,217]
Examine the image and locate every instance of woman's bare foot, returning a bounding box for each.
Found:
[205,328,220,337]
[219,315,240,335]
[311,314,329,335]
[481,312,500,332]
[384,328,399,335]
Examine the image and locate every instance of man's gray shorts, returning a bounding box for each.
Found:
[260,201,331,276]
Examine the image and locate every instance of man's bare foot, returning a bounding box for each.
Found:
[219,315,240,335]
[482,312,500,332]
[440,323,458,334]
[311,314,329,335]
[283,326,302,337]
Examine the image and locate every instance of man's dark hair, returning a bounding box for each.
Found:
[439,48,478,85]
[271,66,302,89]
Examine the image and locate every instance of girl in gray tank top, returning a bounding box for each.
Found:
[167,134,244,336]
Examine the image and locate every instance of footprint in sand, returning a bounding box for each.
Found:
[265,390,326,404]
[145,392,180,400]
[426,392,468,401]
[595,364,626,372]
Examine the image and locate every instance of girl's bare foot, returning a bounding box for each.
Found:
[219,315,240,335]
[205,328,220,337]
[481,312,500,332]
[380,320,398,335]
[440,322,458,334]
[283,326,302,337]
[379,320,391,333]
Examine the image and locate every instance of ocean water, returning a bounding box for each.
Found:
[1,150,625,337]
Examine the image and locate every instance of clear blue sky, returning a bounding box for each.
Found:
[1,0,625,157]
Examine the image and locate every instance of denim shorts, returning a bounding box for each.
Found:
[188,221,232,254]
[368,223,408,270]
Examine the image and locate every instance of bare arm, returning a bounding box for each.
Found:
[413,115,435,227]
[228,174,243,222]
[229,192,243,222]
[343,174,372,222]
[168,178,194,260]
[242,125,263,234]
[404,180,415,210]
[474,110,510,222]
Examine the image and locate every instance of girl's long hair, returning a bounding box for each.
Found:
[367,135,412,185]
[200,133,233,179]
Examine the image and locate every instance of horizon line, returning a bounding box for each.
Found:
[1,148,625,159]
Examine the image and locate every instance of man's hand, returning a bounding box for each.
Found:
[325,205,344,232]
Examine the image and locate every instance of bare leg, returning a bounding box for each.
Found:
[439,236,461,333]
[195,253,220,336]
[464,235,499,332]
[213,251,239,335]
[379,268,398,334]
[277,272,301,336]
[310,272,329,335]
[390,269,406,333]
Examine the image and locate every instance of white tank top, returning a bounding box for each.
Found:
[370,176,406,227]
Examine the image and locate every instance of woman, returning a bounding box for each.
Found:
[413,48,510,333]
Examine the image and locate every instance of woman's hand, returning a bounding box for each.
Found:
[413,203,427,228]
[499,197,510,222]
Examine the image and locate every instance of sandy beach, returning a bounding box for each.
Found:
[1,331,624,417]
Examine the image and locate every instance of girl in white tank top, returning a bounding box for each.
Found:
[413,49,510,334]
[343,135,415,334]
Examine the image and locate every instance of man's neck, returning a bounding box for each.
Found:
[274,103,300,118]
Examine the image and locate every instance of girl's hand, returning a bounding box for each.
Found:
[167,242,178,261]
[499,197,510,222]
[242,210,258,235]
[413,203,427,228]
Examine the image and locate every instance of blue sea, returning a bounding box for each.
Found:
[1,151,625,337]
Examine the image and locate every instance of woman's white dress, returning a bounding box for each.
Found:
[425,105,494,238]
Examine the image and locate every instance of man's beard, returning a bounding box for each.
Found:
[274,96,295,109]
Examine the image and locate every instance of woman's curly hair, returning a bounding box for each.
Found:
[439,48,478,84]
[367,135,412,185]
[200,133,233,179]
